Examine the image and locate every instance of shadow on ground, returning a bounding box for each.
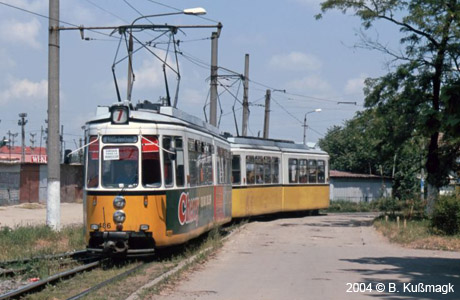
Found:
[341,256,460,299]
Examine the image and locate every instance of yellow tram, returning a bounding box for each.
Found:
[84,102,232,255]
[229,137,330,218]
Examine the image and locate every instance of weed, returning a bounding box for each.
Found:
[326,200,377,213]
[374,217,460,251]
[0,225,85,261]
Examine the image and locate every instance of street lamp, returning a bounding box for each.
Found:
[130,7,207,25]
[303,108,321,145]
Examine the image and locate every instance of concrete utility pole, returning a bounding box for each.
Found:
[209,31,219,127]
[263,89,271,139]
[127,33,134,101]
[18,113,28,163]
[242,54,250,136]
[47,0,61,231]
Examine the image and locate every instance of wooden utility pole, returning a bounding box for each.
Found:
[263,89,271,139]
[47,0,61,230]
[242,54,249,136]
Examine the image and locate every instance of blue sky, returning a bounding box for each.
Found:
[0,0,399,149]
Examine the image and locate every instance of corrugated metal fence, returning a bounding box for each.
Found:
[0,163,83,206]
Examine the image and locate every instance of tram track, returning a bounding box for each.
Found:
[0,260,103,300]
[0,250,89,269]
[0,224,240,299]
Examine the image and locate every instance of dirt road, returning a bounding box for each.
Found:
[151,213,460,300]
[0,203,83,228]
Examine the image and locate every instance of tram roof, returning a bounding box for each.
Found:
[227,136,328,155]
[88,101,223,138]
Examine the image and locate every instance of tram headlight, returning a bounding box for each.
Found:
[113,196,126,209]
[113,210,126,224]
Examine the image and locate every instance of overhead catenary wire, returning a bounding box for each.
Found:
[84,0,130,23]
[0,0,119,40]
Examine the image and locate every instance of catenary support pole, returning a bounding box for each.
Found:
[242,54,249,136]
[209,31,218,126]
[263,89,271,139]
[47,0,61,231]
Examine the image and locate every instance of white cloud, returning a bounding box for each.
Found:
[0,49,16,69]
[0,78,47,104]
[269,51,322,72]
[0,18,42,49]
[344,74,367,95]
[134,59,164,90]
[181,88,207,105]
[1,0,46,13]
[286,75,331,92]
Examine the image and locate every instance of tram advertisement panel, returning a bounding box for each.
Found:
[166,187,215,235]
[214,185,232,222]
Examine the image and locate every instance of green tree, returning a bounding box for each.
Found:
[317,0,460,214]
[319,108,424,199]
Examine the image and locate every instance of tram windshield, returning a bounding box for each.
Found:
[102,146,139,188]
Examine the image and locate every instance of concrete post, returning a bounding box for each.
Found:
[47,0,61,230]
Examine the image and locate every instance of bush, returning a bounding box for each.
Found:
[375,197,402,216]
[326,200,373,212]
[430,195,460,235]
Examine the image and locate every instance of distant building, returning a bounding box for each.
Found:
[0,144,82,205]
[0,146,47,164]
[330,170,392,203]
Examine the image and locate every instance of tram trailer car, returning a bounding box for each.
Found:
[229,137,330,218]
[84,102,232,256]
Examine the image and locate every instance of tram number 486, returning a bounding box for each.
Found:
[98,223,112,229]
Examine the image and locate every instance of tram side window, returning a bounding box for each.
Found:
[225,151,232,184]
[217,147,224,184]
[255,156,264,184]
[272,157,279,184]
[188,139,198,187]
[299,159,308,183]
[142,136,161,187]
[308,160,317,183]
[162,137,174,187]
[232,155,241,184]
[246,155,255,184]
[317,160,325,183]
[264,156,271,184]
[86,136,99,188]
[202,143,213,185]
[289,158,299,183]
[175,138,185,187]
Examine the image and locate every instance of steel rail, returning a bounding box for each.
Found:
[0,260,101,300]
[66,262,147,300]
[0,250,88,267]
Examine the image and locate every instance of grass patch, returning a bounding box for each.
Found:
[0,225,85,261]
[325,200,377,213]
[374,217,460,251]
